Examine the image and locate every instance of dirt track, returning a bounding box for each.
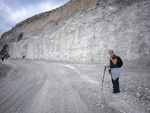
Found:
[0,60,149,113]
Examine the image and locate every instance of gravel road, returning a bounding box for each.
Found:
[0,60,149,113]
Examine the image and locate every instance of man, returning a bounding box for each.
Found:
[2,57,4,61]
[1,55,4,61]
[105,50,120,93]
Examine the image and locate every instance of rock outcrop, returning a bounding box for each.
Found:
[0,0,150,64]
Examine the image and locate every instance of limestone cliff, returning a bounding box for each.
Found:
[0,0,150,64]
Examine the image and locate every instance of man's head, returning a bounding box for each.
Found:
[108,50,115,57]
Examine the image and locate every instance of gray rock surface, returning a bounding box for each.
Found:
[0,0,150,64]
[0,62,11,78]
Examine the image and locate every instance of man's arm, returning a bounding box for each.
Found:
[110,57,117,65]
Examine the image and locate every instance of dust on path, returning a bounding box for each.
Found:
[0,60,148,113]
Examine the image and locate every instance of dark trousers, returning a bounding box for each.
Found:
[111,76,120,93]
[2,57,4,61]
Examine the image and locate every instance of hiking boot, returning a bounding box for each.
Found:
[113,90,120,94]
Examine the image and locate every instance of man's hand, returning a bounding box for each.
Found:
[110,57,113,60]
[105,66,109,68]
[105,64,110,68]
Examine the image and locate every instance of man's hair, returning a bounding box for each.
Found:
[108,50,114,53]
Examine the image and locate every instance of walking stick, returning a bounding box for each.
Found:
[101,67,106,90]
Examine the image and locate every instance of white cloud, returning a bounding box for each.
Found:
[9,1,62,24]
[0,0,66,37]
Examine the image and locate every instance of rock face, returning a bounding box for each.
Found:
[0,44,8,55]
[0,0,150,64]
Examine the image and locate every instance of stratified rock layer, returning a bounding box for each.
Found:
[0,0,150,64]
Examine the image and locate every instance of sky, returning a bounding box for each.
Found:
[0,0,69,37]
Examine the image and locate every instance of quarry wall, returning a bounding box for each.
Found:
[0,0,150,64]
